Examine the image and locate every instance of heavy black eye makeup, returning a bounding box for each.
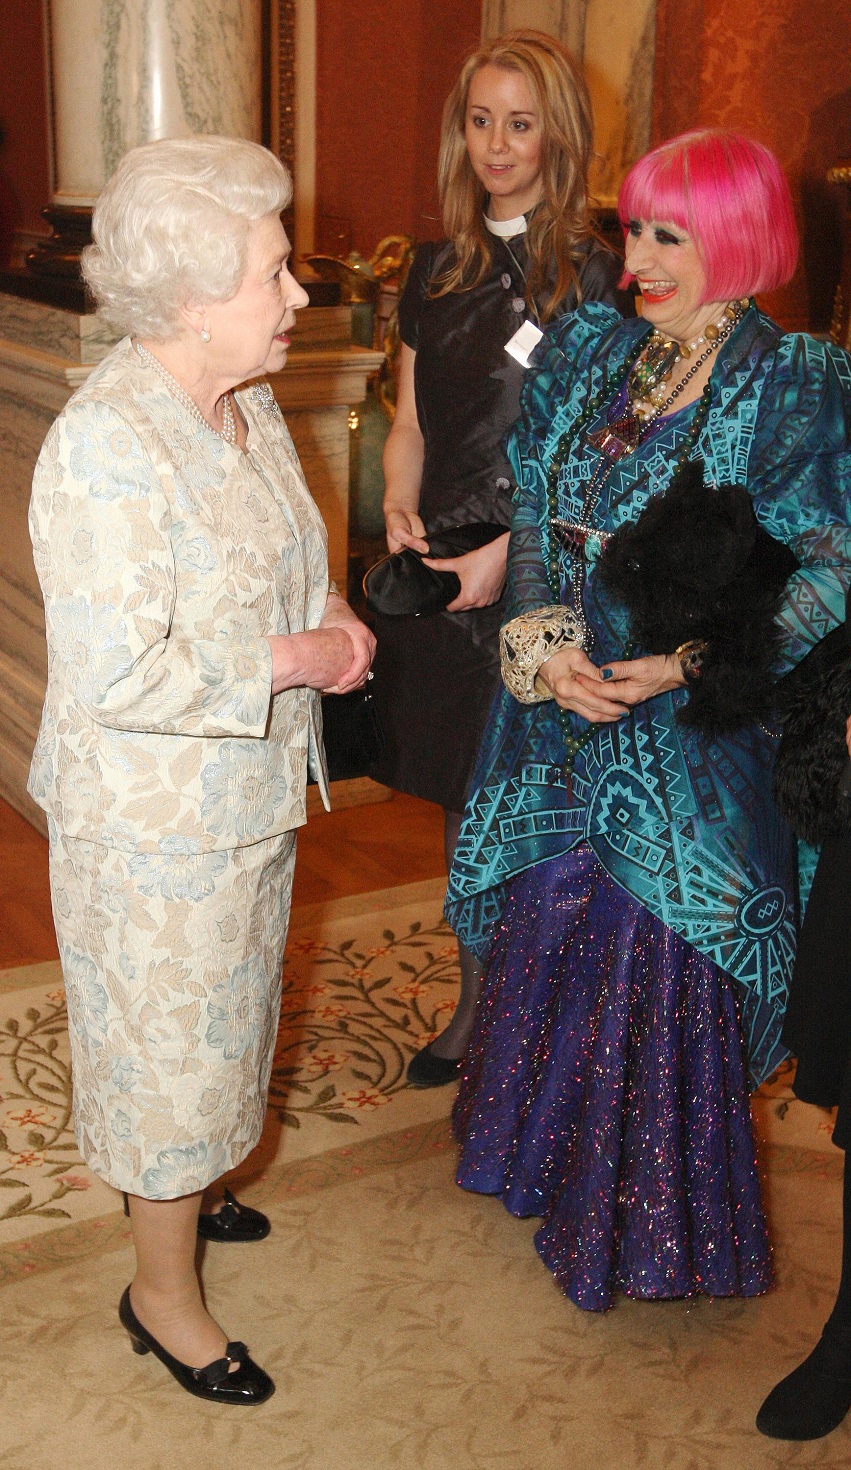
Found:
[623,219,685,247]
[654,226,685,246]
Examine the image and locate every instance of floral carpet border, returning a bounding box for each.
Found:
[764,1139,844,1179]
[0,1115,455,1287]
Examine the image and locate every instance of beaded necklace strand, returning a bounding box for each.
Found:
[540,332,717,783]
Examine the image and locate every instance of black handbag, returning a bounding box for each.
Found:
[363,522,508,617]
[319,686,384,783]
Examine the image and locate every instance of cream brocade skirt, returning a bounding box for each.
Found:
[48,824,297,1198]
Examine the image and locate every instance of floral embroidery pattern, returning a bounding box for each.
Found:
[128,839,229,903]
[200,743,291,842]
[206,957,271,1061]
[28,338,330,853]
[0,903,461,1222]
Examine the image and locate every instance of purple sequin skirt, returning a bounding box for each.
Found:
[453,846,772,1312]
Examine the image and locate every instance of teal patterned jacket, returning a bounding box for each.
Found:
[445,303,851,1086]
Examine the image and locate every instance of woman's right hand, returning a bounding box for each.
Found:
[537,646,631,722]
[267,628,355,695]
[384,506,429,555]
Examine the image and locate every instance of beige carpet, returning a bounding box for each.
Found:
[0,881,849,1468]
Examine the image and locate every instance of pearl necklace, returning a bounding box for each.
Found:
[134,341,238,445]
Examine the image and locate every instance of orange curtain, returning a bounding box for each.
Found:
[651,0,851,330]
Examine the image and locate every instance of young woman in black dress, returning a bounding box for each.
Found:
[369,29,629,1085]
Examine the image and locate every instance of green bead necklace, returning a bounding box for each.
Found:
[541,346,716,785]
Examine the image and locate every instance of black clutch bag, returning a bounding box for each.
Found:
[318,687,384,784]
[363,522,508,617]
[773,606,851,846]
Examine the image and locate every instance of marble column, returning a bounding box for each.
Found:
[481,0,588,56]
[583,0,655,205]
[47,0,262,206]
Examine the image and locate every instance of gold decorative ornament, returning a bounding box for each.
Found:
[827,160,851,351]
[676,638,708,683]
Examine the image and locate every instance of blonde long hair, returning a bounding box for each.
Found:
[435,30,595,322]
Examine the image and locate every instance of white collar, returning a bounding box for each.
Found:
[483,212,527,239]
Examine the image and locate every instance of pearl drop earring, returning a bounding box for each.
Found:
[200,319,211,343]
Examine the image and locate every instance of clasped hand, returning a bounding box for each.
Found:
[267,595,376,696]
[319,596,376,694]
[537,646,685,722]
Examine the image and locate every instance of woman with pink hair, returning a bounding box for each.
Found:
[444,129,851,1324]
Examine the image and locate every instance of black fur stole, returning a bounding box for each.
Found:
[595,460,799,739]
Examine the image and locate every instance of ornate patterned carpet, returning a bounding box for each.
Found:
[0,879,458,1263]
[0,879,849,1468]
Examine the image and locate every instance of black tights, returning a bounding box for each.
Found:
[428,809,483,1059]
[824,1159,851,1347]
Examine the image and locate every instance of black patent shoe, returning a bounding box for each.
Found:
[406,1040,462,1088]
[756,1336,851,1440]
[118,1287,275,1405]
[123,1188,271,1243]
[197,1188,271,1243]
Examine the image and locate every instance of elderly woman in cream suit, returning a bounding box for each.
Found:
[28,135,374,1405]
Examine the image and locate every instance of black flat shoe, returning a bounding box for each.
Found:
[123,1189,271,1243]
[118,1287,275,1405]
[757,1336,851,1440]
[197,1188,271,1243]
[406,1040,462,1088]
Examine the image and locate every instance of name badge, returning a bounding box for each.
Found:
[504,319,544,368]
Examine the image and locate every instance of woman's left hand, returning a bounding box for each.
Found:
[422,532,510,612]
[319,593,376,693]
[584,653,686,707]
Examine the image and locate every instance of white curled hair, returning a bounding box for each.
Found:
[82,135,292,340]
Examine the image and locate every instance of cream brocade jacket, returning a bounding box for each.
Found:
[28,337,331,853]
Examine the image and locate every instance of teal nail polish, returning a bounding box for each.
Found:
[601,668,614,681]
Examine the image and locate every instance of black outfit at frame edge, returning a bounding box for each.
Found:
[782,588,851,1142]
[757,596,851,1442]
[784,834,851,1145]
[368,230,632,813]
